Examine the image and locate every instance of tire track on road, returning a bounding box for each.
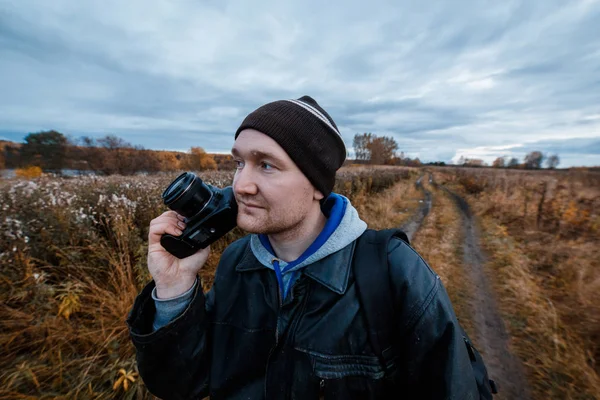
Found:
[399,175,432,241]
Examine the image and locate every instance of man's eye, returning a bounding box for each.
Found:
[261,162,274,170]
[234,160,244,169]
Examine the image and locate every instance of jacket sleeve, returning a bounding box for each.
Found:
[126,277,214,400]
[152,278,198,331]
[387,238,480,399]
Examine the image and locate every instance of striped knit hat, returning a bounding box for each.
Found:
[235,95,346,197]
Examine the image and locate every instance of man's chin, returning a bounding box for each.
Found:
[236,215,268,234]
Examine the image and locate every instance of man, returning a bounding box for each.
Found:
[127,96,480,399]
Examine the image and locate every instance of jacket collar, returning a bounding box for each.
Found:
[236,240,356,295]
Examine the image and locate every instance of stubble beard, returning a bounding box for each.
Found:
[237,206,306,235]
[236,187,314,236]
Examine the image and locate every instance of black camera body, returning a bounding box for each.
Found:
[160,172,238,259]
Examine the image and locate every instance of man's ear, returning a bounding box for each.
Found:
[314,189,325,201]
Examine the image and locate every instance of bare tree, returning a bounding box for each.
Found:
[546,154,560,169]
[524,151,544,169]
[76,135,146,175]
[352,133,373,161]
[507,157,519,168]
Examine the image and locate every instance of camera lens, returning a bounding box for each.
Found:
[162,172,213,218]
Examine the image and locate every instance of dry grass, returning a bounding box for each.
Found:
[433,167,600,400]
[0,166,413,399]
[357,169,423,230]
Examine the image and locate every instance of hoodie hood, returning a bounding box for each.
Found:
[249,193,367,298]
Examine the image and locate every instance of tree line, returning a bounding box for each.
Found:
[460,151,560,169]
[352,133,423,166]
[1,130,564,175]
[354,133,563,169]
[0,130,234,175]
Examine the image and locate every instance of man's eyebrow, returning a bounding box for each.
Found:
[231,147,284,163]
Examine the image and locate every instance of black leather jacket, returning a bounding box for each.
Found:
[127,235,479,399]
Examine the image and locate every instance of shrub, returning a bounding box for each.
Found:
[15,166,43,179]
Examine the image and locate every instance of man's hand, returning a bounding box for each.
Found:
[148,210,210,298]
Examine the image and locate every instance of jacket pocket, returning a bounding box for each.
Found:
[311,353,385,380]
[295,349,392,399]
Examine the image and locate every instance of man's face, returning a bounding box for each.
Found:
[231,129,323,235]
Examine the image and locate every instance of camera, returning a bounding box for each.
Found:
[160,172,238,259]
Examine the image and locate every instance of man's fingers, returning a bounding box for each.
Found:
[148,221,185,243]
[150,211,186,227]
[167,210,186,221]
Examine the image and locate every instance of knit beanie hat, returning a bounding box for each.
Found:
[234,95,346,197]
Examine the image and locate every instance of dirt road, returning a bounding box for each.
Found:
[400,174,530,399]
[443,187,531,400]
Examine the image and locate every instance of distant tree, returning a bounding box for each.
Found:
[0,146,5,170]
[524,151,544,169]
[2,143,22,168]
[97,135,132,151]
[464,158,486,167]
[77,135,147,175]
[184,147,217,171]
[135,149,162,173]
[352,133,373,161]
[507,157,519,168]
[352,133,398,164]
[368,136,398,165]
[75,136,102,173]
[214,154,236,170]
[546,154,560,169]
[457,156,465,166]
[155,151,183,171]
[492,157,505,168]
[21,130,68,172]
[98,135,135,175]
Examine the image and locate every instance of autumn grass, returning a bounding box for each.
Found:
[0,166,413,399]
[356,169,423,230]
[433,167,600,400]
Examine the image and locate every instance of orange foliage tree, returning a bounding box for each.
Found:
[184,147,217,171]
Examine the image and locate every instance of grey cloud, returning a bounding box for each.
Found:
[1,0,599,167]
[520,138,600,155]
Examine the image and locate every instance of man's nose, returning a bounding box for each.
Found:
[233,166,258,196]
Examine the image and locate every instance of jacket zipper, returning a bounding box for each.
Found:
[264,257,283,398]
[272,257,283,346]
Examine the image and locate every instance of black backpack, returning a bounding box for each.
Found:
[352,228,498,399]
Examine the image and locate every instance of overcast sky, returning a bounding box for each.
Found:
[1,0,599,167]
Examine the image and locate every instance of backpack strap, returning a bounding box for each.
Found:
[352,228,409,374]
